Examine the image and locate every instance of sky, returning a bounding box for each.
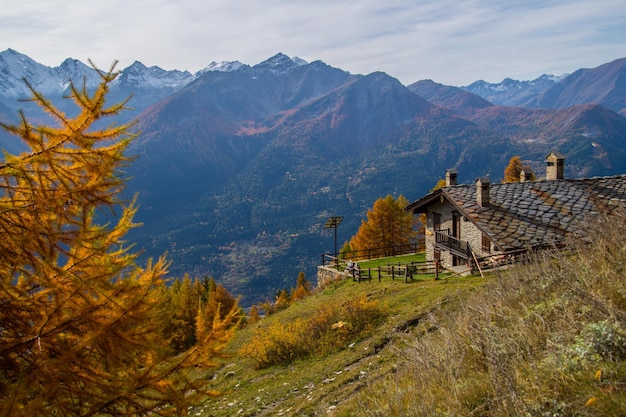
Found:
[1,0,625,86]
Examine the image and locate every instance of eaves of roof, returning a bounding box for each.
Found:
[405,187,506,250]
[404,189,444,214]
[406,175,626,252]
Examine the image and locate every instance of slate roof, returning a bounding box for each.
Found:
[407,175,626,252]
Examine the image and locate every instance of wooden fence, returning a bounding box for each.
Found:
[344,261,439,283]
[321,241,425,266]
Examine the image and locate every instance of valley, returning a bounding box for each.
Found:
[2,49,626,304]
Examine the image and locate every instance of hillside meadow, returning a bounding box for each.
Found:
[190,212,626,417]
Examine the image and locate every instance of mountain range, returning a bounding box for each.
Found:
[2,48,626,305]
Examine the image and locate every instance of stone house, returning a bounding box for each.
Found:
[405,153,626,271]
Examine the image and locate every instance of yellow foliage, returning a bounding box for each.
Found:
[290,271,312,302]
[247,305,261,324]
[240,296,386,368]
[503,155,535,183]
[585,397,598,407]
[350,194,417,259]
[0,62,238,416]
[595,369,603,381]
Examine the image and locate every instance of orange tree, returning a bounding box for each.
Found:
[0,62,238,416]
[349,194,417,258]
[503,155,535,183]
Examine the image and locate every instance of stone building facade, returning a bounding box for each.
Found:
[407,153,626,271]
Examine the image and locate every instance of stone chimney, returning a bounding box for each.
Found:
[446,169,458,186]
[476,177,490,207]
[545,152,565,180]
[520,170,527,183]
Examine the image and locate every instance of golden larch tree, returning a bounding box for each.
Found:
[350,194,417,258]
[290,271,311,302]
[0,62,238,416]
[503,155,536,183]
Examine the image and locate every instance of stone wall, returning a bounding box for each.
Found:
[425,200,492,268]
[317,265,348,288]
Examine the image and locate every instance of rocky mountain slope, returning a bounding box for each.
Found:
[529,57,626,116]
[2,49,626,304]
[462,73,566,107]
[461,57,626,117]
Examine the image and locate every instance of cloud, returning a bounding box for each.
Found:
[1,0,625,85]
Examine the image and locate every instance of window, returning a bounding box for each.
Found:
[433,212,441,231]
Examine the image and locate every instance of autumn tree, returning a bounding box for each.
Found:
[290,271,311,302]
[160,274,199,353]
[503,155,536,183]
[339,240,352,259]
[430,178,447,192]
[0,62,238,416]
[247,304,261,323]
[350,194,417,258]
[200,278,241,332]
[275,288,291,310]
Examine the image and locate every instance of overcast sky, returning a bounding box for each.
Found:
[2,0,625,86]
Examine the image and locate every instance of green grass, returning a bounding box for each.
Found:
[193,270,487,416]
[193,213,626,416]
[356,252,426,268]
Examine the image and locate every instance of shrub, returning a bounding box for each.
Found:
[240,296,386,368]
[572,320,626,363]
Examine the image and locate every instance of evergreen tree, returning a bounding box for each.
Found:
[201,282,241,330]
[162,274,199,353]
[0,62,238,416]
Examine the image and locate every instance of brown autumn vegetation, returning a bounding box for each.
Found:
[255,271,312,316]
[352,211,626,416]
[0,62,240,416]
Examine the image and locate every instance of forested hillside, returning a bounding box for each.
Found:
[124,56,626,304]
[3,50,626,304]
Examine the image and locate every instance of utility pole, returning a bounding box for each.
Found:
[324,216,343,266]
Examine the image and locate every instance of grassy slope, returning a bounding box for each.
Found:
[195,215,626,416]
[193,270,487,416]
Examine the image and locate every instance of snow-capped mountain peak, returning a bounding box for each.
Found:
[461,73,568,106]
[292,56,308,67]
[199,60,245,73]
[114,61,193,89]
[252,53,308,75]
[0,48,58,97]
[56,58,101,90]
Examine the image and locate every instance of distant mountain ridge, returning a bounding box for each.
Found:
[461,57,626,117]
[0,48,193,98]
[2,48,626,304]
[529,57,626,116]
[462,74,567,107]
